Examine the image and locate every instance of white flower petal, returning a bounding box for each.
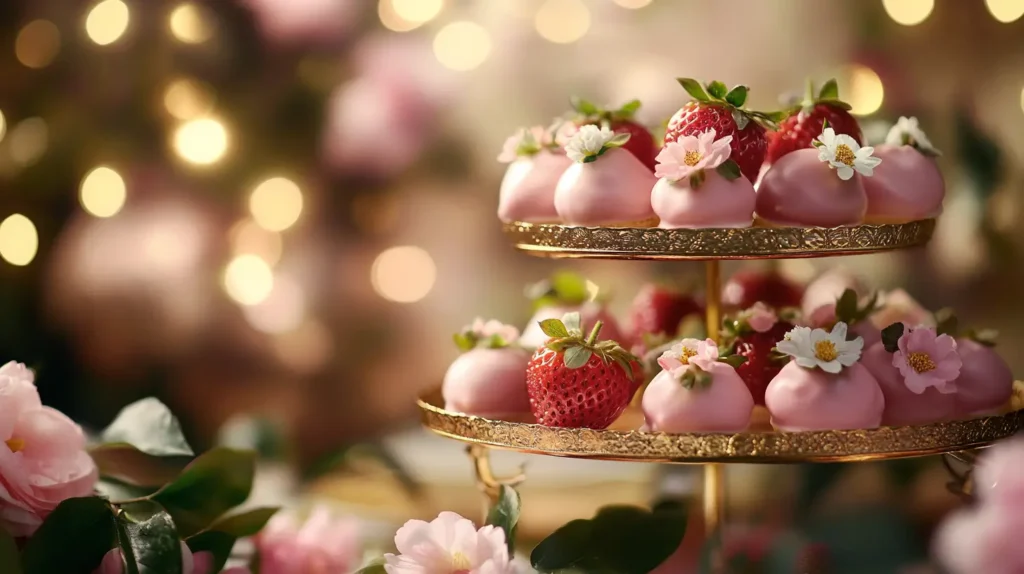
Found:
[836,165,855,180]
[833,133,860,151]
[829,322,849,342]
[818,360,842,374]
[794,356,818,369]
[819,128,836,147]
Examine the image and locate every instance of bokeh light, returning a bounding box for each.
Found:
[378,0,419,32]
[249,177,304,232]
[842,65,885,116]
[223,254,274,306]
[86,0,130,46]
[243,275,306,334]
[613,0,653,9]
[8,117,48,166]
[173,117,228,165]
[371,246,437,303]
[163,78,215,120]
[16,20,61,69]
[80,166,127,218]
[230,219,282,266]
[0,214,38,266]
[169,3,213,44]
[0,110,6,143]
[433,21,491,71]
[881,0,933,26]
[986,0,1024,22]
[392,0,443,24]
[535,0,591,44]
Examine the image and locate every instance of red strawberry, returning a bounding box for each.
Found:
[766,78,863,165]
[722,269,804,310]
[572,97,658,172]
[526,312,639,429]
[728,314,793,405]
[627,284,704,342]
[664,79,782,183]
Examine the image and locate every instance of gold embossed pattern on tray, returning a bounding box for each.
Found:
[418,385,1024,464]
[502,219,936,260]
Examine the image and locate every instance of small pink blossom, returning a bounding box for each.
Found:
[870,289,933,330]
[973,437,1024,503]
[384,511,515,574]
[467,318,520,346]
[744,302,778,333]
[892,328,961,394]
[497,127,545,163]
[0,361,98,537]
[256,506,361,574]
[657,338,719,372]
[548,120,578,147]
[654,129,733,182]
[934,498,1024,574]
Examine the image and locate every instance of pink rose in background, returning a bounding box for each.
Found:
[0,361,98,537]
[892,327,961,394]
[256,506,361,574]
[95,544,231,574]
[384,511,516,574]
[744,302,778,333]
[972,436,1024,503]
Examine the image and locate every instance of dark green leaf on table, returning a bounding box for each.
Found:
[21,496,116,574]
[101,398,194,457]
[0,528,21,574]
[115,500,182,574]
[531,519,596,572]
[153,448,255,537]
[486,485,521,554]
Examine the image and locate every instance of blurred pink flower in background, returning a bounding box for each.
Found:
[384,511,515,574]
[972,436,1024,503]
[0,362,98,537]
[871,289,934,330]
[242,0,362,45]
[255,505,361,574]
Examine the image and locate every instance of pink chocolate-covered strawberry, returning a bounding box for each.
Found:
[953,336,1013,417]
[497,125,571,223]
[519,271,625,349]
[863,117,945,224]
[443,318,532,419]
[571,98,658,172]
[651,128,755,229]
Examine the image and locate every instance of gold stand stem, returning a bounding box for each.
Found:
[466,445,526,521]
[704,260,725,571]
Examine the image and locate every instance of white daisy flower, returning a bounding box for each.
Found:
[776,321,864,374]
[885,116,940,155]
[564,124,630,163]
[813,127,882,181]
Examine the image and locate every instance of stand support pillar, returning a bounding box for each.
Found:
[704,260,726,571]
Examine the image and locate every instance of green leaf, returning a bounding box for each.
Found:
[563,346,593,369]
[724,85,748,107]
[819,97,852,111]
[677,78,710,102]
[731,109,750,130]
[881,323,905,353]
[21,497,116,574]
[486,485,521,554]
[452,332,476,352]
[818,78,839,101]
[934,308,959,337]
[562,311,582,334]
[101,398,194,457]
[822,117,832,132]
[570,96,599,116]
[617,99,641,117]
[718,354,747,368]
[531,519,595,572]
[90,444,192,488]
[715,159,742,181]
[706,81,727,100]
[185,531,234,573]
[550,272,589,305]
[538,319,569,339]
[97,478,160,503]
[354,558,388,574]
[208,507,279,538]
[0,528,21,574]
[153,448,255,537]
[115,500,183,574]
[688,169,706,190]
[606,132,631,147]
[834,288,859,324]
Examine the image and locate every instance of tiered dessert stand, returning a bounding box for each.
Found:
[416,219,1024,568]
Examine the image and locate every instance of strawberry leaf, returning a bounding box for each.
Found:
[617,99,642,117]
[724,85,748,107]
[934,308,958,337]
[819,98,852,111]
[834,288,859,324]
[550,272,589,305]
[731,109,750,131]
[453,332,476,352]
[677,78,710,102]
[822,118,831,132]
[818,78,839,101]
[707,81,728,100]
[570,96,599,116]
[540,319,569,339]
[718,354,747,368]
[606,133,632,147]
[881,322,905,353]
[715,159,742,181]
[689,169,706,190]
[563,346,593,369]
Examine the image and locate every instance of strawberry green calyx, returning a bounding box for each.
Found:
[678,363,712,389]
[834,288,879,326]
[453,318,521,352]
[571,97,642,124]
[716,353,748,369]
[452,331,511,352]
[677,78,786,131]
[792,78,853,115]
[881,322,905,353]
[933,308,999,347]
[526,271,598,310]
[540,312,638,377]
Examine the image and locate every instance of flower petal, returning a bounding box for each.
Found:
[836,165,854,180]
[818,360,842,374]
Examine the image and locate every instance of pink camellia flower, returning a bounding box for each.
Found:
[384,511,515,574]
[95,545,230,574]
[467,318,521,345]
[654,129,733,182]
[744,302,778,333]
[891,327,961,394]
[871,289,933,330]
[972,437,1024,503]
[497,127,546,163]
[256,506,361,574]
[657,338,719,372]
[934,497,1024,574]
[241,0,362,45]
[0,361,98,537]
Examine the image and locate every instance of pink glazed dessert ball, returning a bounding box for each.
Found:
[953,338,1014,417]
[861,340,956,427]
[443,319,531,420]
[496,126,569,223]
[765,362,884,431]
[642,362,754,433]
[755,148,867,228]
[862,145,944,224]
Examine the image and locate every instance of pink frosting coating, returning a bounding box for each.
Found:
[519,303,626,349]
[953,339,1013,416]
[755,148,867,227]
[641,362,754,432]
[498,152,571,223]
[443,347,531,418]
[651,171,756,229]
[863,145,944,223]
[554,148,658,225]
[861,342,955,426]
[765,361,884,431]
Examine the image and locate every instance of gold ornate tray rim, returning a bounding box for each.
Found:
[502,219,936,260]
[418,384,1024,464]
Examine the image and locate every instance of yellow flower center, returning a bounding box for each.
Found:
[5,438,24,453]
[814,340,838,362]
[683,150,703,166]
[907,352,936,373]
[834,144,856,166]
[680,347,697,364]
[451,552,472,573]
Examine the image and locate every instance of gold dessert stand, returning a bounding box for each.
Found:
[418,219,1019,571]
